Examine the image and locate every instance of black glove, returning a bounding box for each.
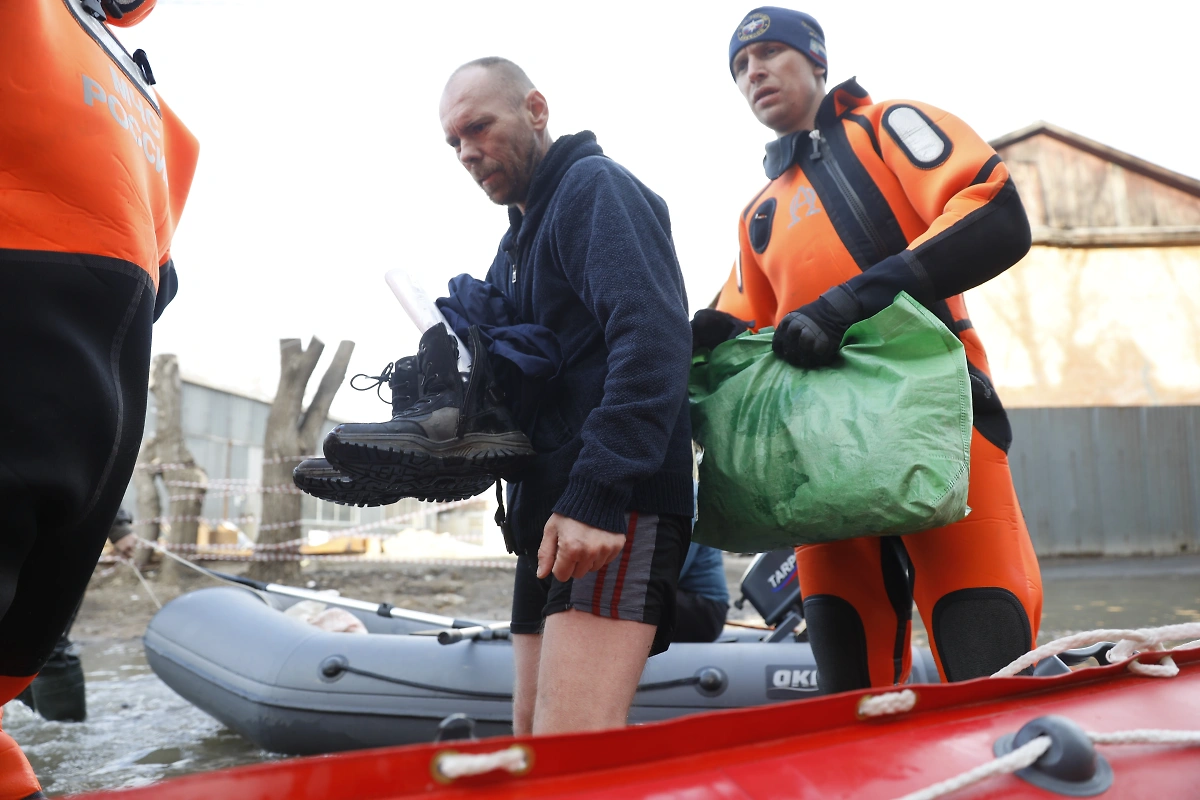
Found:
[691,309,754,354]
[772,284,864,368]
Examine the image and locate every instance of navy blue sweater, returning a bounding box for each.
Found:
[488,131,694,551]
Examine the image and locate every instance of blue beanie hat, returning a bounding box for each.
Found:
[729,7,828,79]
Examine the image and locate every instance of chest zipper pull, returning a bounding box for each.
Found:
[511,262,518,284]
[809,129,822,161]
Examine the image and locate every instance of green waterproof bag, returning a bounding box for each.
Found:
[689,292,972,552]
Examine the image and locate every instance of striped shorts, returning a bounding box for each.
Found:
[511,512,691,656]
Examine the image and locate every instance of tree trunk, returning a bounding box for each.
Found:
[248,337,354,584]
[131,437,160,570]
[138,354,208,582]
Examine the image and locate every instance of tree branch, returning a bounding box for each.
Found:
[299,340,355,447]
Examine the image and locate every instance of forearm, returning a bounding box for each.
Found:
[846,178,1030,318]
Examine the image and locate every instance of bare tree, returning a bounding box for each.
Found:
[248,337,354,584]
[133,354,208,581]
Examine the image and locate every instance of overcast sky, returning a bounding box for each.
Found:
[123,0,1199,422]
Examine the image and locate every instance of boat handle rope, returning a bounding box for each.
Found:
[431,744,533,783]
[991,621,1200,678]
[319,657,514,700]
[318,656,720,699]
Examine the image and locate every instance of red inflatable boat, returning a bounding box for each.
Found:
[69,643,1200,800]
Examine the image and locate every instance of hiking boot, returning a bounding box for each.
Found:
[293,458,492,505]
[294,458,405,506]
[292,357,420,506]
[348,355,420,417]
[323,325,534,486]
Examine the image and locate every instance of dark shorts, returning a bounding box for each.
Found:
[511,512,690,657]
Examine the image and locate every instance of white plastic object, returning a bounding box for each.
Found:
[385,268,472,372]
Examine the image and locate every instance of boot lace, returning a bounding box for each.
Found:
[350,362,395,405]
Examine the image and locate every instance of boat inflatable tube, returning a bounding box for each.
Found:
[143,586,940,755]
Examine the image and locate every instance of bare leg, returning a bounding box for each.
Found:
[532,609,655,735]
[511,632,541,736]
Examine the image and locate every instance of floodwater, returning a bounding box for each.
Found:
[6,555,1199,797]
[4,640,281,796]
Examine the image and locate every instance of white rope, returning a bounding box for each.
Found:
[1088,729,1200,746]
[992,622,1200,677]
[1127,655,1179,678]
[433,745,528,780]
[891,735,1052,800]
[121,557,162,609]
[858,689,917,717]
[892,727,1200,800]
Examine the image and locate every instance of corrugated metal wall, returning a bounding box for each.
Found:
[1007,406,1200,556]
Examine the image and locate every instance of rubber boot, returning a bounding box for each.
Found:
[0,676,45,800]
[324,325,533,487]
[28,649,86,723]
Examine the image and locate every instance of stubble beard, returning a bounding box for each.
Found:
[501,135,541,209]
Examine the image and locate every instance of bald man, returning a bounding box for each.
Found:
[439,58,695,735]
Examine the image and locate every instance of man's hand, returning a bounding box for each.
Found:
[772,284,864,368]
[111,533,137,559]
[538,513,627,582]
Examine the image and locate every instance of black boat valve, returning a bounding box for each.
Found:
[993,714,1113,796]
[435,713,478,743]
[695,667,728,697]
[319,655,349,682]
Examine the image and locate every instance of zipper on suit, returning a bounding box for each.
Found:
[814,132,891,263]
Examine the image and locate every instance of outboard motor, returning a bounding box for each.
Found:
[736,549,805,641]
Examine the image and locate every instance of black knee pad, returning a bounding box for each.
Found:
[802,595,871,694]
[932,587,1031,681]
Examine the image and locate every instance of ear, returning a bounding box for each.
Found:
[525,89,549,132]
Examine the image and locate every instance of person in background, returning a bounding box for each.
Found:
[672,541,729,643]
[708,6,1042,692]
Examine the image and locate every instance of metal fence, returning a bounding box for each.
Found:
[1008,406,1200,556]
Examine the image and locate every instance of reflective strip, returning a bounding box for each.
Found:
[571,512,660,622]
[63,0,160,114]
[885,106,944,164]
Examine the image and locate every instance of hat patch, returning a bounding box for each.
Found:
[738,13,771,42]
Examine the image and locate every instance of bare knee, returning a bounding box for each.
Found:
[532,610,656,735]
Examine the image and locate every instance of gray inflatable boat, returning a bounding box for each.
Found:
[143,573,941,756]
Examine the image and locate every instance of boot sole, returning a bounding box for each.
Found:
[293,471,404,507]
[295,469,491,506]
[324,431,535,482]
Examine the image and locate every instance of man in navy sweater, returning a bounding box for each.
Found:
[439,58,694,735]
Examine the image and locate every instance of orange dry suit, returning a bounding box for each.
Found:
[0,2,196,796]
[0,0,197,295]
[715,78,1042,690]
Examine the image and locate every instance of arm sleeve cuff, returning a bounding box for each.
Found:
[552,475,632,534]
